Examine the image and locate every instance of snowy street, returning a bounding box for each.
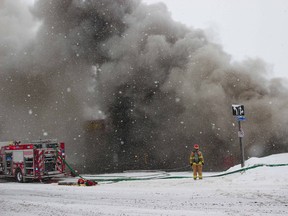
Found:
[0,154,288,216]
[1,1,288,215]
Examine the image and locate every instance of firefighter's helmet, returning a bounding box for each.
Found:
[194,144,199,149]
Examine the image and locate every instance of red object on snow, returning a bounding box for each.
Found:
[77,178,97,186]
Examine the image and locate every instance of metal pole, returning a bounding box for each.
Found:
[238,121,245,167]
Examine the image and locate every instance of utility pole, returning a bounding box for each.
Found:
[232,104,246,167]
[238,120,245,168]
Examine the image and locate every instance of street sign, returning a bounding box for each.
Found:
[238,129,244,138]
[232,104,245,116]
[236,116,246,121]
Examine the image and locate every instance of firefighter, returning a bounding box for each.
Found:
[189,144,204,180]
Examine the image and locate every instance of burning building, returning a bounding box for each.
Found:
[0,0,288,173]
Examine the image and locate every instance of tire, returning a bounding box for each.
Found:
[15,169,24,183]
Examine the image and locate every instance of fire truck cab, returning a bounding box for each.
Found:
[0,140,66,182]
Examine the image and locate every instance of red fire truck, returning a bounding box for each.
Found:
[0,140,66,182]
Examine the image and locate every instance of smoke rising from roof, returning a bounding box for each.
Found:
[0,0,287,171]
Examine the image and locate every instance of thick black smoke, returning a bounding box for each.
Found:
[0,0,287,172]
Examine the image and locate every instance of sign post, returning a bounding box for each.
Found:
[232,104,245,168]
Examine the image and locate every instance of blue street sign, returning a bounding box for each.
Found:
[236,116,246,121]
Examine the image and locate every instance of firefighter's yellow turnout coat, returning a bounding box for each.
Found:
[189,150,204,180]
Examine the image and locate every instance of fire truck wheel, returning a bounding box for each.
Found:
[15,169,24,183]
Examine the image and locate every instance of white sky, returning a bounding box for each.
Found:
[143,0,288,79]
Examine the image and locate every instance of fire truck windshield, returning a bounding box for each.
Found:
[46,143,58,149]
[34,144,42,149]
[33,143,58,149]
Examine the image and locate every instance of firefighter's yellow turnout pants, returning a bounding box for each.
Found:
[192,163,203,180]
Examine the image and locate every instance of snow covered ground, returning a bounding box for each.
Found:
[0,153,288,216]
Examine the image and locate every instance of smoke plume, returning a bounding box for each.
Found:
[0,0,287,172]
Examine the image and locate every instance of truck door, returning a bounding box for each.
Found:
[13,151,24,174]
[0,154,3,174]
[13,151,25,182]
[5,152,13,175]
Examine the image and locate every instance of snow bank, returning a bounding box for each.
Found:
[219,153,288,186]
[227,153,288,172]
